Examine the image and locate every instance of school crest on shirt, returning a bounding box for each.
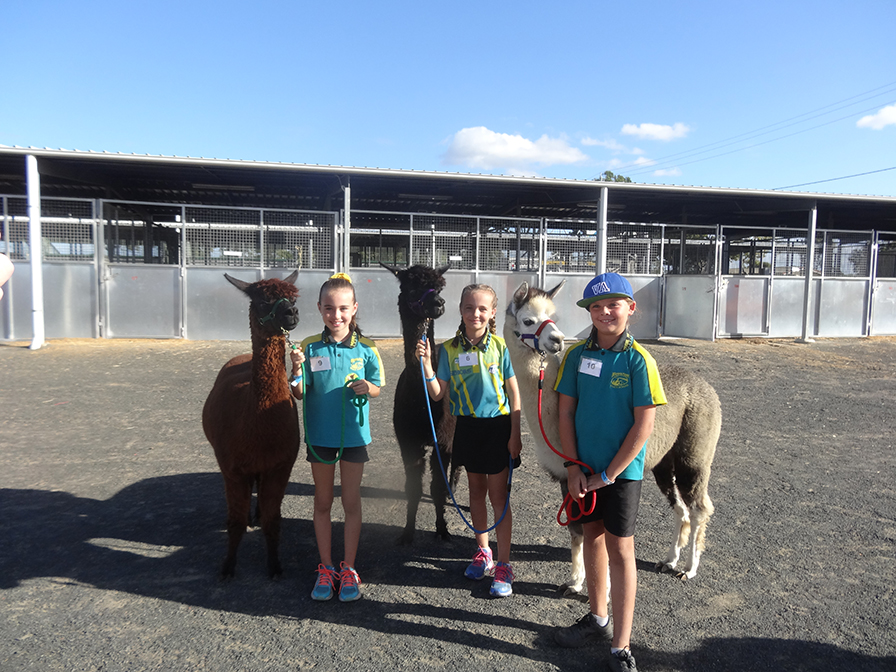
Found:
[350,357,364,372]
[611,372,630,389]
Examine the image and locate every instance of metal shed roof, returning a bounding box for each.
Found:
[1,146,894,231]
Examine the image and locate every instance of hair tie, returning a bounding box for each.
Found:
[330,272,352,283]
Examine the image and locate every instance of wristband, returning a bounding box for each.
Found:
[425,375,436,382]
[563,460,577,468]
[289,374,302,388]
[600,470,614,485]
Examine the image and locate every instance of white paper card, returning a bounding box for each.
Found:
[459,352,477,367]
[310,356,331,372]
[579,357,602,377]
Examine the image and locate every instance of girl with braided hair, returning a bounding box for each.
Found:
[415,283,522,597]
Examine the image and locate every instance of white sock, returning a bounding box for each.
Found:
[592,613,610,628]
[611,646,629,655]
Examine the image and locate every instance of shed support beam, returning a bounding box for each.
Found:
[797,204,817,343]
[27,155,45,350]
[597,186,608,274]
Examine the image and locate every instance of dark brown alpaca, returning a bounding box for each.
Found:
[202,271,301,579]
[382,264,458,544]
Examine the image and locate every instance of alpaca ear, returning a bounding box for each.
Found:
[546,279,566,299]
[379,262,402,278]
[435,264,450,276]
[224,273,251,294]
[509,282,528,315]
[283,270,299,285]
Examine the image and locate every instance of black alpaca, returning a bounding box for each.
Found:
[382,263,458,544]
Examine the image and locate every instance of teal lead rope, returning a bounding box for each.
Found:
[290,340,368,465]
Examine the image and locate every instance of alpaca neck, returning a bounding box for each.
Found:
[249,324,290,406]
[401,311,432,370]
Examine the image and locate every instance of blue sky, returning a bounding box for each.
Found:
[2,1,895,196]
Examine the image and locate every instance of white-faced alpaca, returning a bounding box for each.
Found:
[382,263,458,544]
[504,281,721,590]
[202,271,301,579]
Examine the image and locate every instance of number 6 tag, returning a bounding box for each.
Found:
[579,357,602,377]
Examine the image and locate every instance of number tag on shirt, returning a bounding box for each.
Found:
[458,352,477,368]
[579,357,602,377]
[310,356,331,372]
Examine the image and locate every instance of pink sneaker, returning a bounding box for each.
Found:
[464,546,494,580]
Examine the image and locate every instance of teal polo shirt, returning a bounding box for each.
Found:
[436,331,515,418]
[554,332,666,480]
[300,330,385,448]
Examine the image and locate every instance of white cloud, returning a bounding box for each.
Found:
[857,104,896,130]
[653,167,682,177]
[621,122,690,141]
[442,126,588,171]
[582,137,629,152]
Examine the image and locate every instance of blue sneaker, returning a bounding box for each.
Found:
[338,562,362,602]
[311,564,338,601]
[464,546,494,580]
[490,562,514,597]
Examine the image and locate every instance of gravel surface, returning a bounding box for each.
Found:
[1,335,895,672]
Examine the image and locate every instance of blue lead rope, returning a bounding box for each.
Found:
[421,333,513,535]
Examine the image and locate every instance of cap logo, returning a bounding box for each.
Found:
[591,281,611,295]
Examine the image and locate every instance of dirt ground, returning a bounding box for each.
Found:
[1,335,895,672]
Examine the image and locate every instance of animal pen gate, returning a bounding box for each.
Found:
[1,194,892,341]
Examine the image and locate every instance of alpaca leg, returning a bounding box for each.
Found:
[258,468,292,579]
[566,522,586,596]
[658,486,690,575]
[398,446,425,545]
[430,444,452,541]
[677,492,714,580]
[560,479,586,595]
[221,475,253,579]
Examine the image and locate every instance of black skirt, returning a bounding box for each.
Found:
[452,414,521,475]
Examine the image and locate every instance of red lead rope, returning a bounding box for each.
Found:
[537,365,597,526]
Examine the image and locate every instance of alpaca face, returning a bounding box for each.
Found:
[507,282,566,355]
[404,285,445,319]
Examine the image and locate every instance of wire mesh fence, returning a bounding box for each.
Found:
[819,230,872,278]
[878,233,896,278]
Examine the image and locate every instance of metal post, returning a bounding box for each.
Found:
[26,155,45,350]
[180,206,187,338]
[258,209,266,280]
[867,231,879,336]
[597,186,608,274]
[798,205,817,343]
[342,179,351,272]
[2,196,13,339]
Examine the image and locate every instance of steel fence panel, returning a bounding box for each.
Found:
[663,226,717,275]
[350,211,411,268]
[820,230,872,278]
[545,218,597,274]
[103,202,183,265]
[771,231,808,276]
[2,196,30,261]
[878,232,896,278]
[185,206,261,267]
[607,222,664,275]
[414,214,476,270]
[478,217,540,272]
[264,210,335,270]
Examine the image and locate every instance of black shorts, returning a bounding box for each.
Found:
[568,478,642,538]
[305,444,370,464]
[453,414,521,475]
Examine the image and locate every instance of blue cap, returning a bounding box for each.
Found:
[576,273,634,308]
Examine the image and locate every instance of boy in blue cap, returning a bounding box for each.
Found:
[552,273,666,672]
